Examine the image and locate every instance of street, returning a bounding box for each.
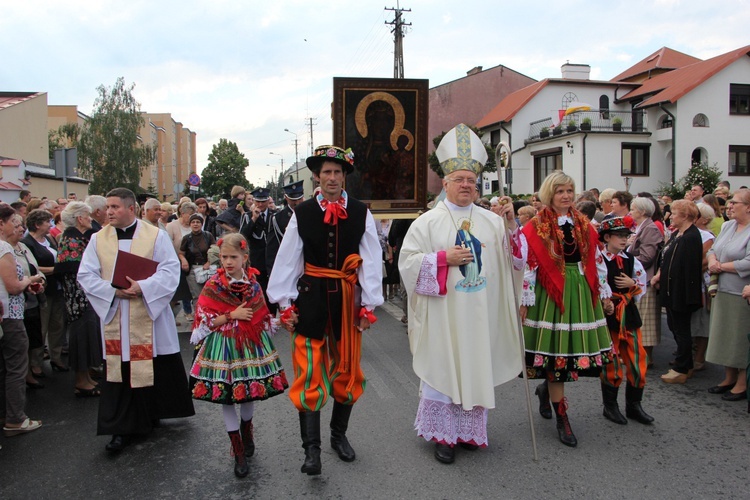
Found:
[0,301,747,499]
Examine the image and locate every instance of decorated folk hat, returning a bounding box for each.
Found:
[250,187,270,201]
[598,215,635,241]
[282,180,304,200]
[306,145,355,174]
[435,123,487,177]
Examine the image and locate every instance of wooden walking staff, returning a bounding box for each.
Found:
[495,141,539,461]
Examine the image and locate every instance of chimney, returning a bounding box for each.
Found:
[466,66,483,76]
[561,63,590,80]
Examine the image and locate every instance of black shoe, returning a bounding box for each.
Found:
[535,381,552,419]
[105,435,129,454]
[458,442,479,451]
[330,402,355,462]
[299,412,322,475]
[721,391,747,401]
[228,430,248,478]
[601,383,627,425]
[625,385,654,424]
[434,443,455,464]
[707,383,735,394]
[241,419,255,458]
[50,362,69,372]
[552,400,577,448]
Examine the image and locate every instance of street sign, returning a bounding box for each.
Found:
[188,173,201,186]
[189,185,199,192]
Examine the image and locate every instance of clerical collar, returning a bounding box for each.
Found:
[116,220,138,240]
[443,200,473,212]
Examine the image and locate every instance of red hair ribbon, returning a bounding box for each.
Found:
[358,307,377,324]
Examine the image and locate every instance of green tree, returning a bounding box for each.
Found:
[78,77,155,194]
[656,161,723,200]
[427,125,496,178]
[201,139,252,198]
[48,123,81,159]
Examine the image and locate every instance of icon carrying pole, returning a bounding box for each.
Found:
[495,141,538,461]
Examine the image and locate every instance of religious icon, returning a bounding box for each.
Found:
[455,219,486,292]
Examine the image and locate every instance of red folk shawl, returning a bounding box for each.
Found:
[194,267,270,348]
[522,207,601,313]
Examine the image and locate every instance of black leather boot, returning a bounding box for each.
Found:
[228,430,249,478]
[240,419,255,457]
[552,399,578,447]
[535,380,552,419]
[601,382,628,425]
[299,411,322,475]
[625,385,654,424]
[330,402,356,462]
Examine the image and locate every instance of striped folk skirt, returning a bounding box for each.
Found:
[523,264,613,382]
[637,285,662,346]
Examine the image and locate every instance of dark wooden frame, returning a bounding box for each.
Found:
[333,77,428,213]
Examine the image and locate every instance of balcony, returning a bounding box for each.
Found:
[528,110,648,141]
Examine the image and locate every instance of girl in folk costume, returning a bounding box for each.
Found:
[188,233,288,478]
[520,171,614,447]
[597,216,654,425]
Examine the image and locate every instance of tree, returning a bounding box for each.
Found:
[427,125,496,178]
[201,139,252,198]
[78,77,155,194]
[656,161,723,200]
[48,123,81,159]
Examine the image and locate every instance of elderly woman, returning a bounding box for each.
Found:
[651,200,703,384]
[22,209,67,373]
[0,204,45,436]
[159,202,173,228]
[521,171,614,447]
[705,188,750,401]
[691,203,717,370]
[54,202,102,397]
[628,196,664,365]
[167,202,198,322]
[179,213,216,305]
[7,214,45,388]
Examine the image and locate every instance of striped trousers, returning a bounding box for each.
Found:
[602,327,648,389]
[288,331,366,412]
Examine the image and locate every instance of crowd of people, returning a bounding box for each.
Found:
[0,136,747,475]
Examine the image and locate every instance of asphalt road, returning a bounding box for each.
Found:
[1,301,747,499]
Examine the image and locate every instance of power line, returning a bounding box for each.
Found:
[385,3,411,78]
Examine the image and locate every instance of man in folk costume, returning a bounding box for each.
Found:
[265,180,305,273]
[398,124,527,464]
[598,216,654,425]
[267,145,383,476]
[78,188,194,453]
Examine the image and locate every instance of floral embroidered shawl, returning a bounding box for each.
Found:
[522,206,600,312]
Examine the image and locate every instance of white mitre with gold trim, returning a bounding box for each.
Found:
[435,123,487,176]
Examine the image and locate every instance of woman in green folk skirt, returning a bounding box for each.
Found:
[188,233,288,478]
[520,171,614,447]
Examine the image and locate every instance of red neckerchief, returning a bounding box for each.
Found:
[317,192,348,226]
[522,207,600,313]
[605,250,625,270]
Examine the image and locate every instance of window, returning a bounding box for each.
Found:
[490,129,501,148]
[693,113,709,127]
[599,95,610,119]
[532,148,562,190]
[729,84,750,115]
[621,143,649,176]
[728,145,750,175]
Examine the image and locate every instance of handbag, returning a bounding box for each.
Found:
[193,265,218,284]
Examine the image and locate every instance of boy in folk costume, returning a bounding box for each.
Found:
[598,216,654,425]
[189,233,288,478]
[267,145,383,476]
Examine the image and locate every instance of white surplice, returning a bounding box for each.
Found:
[399,201,526,411]
[78,220,181,361]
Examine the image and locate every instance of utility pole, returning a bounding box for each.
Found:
[385,3,411,79]
[306,117,317,154]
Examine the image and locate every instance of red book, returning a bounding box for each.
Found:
[111,250,158,289]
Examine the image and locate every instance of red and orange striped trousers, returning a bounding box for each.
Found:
[601,327,648,389]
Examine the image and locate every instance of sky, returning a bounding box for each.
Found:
[2,0,748,189]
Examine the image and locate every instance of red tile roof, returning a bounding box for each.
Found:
[0,92,41,110]
[0,181,22,190]
[0,159,22,167]
[476,80,549,128]
[611,47,701,82]
[620,45,750,108]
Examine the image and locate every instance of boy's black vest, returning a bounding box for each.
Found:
[605,251,643,333]
[293,196,367,340]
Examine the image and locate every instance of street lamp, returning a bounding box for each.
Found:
[284,128,300,181]
[269,151,284,176]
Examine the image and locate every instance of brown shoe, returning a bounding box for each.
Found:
[661,369,688,384]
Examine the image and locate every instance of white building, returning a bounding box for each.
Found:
[477,45,750,195]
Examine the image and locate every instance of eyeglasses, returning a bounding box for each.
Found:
[446,177,477,186]
[728,200,747,205]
